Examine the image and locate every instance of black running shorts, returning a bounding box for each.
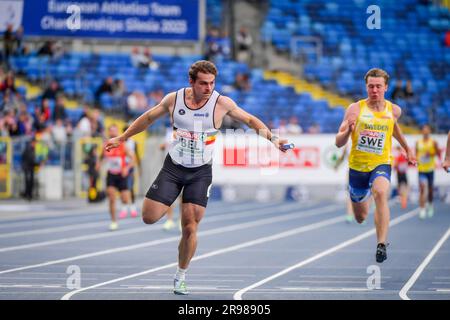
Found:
[146,154,213,208]
[106,172,128,191]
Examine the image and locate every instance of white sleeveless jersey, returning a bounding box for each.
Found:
[168,88,220,168]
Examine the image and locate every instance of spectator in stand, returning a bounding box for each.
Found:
[17,110,33,136]
[2,109,19,136]
[218,29,231,59]
[89,108,104,138]
[1,72,17,94]
[286,116,303,135]
[40,98,52,122]
[445,30,450,47]
[205,27,222,62]
[3,24,15,63]
[278,119,288,135]
[53,95,67,122]
[236,27,253,64]
[127,90,148,116]
[147,88,164,106]
[51,118,68,146]
[130,47,159,70]
[14,26,25,56]
[391,80,404,101]
[113,79,127,98]
[233,73,251,92]
[32,105,47,132]
[95,77,114,107]
[42,80,62,100]
[37,41,54,57]
[307,122,322,134]
[404,80,415,102]
[1,91,20,112]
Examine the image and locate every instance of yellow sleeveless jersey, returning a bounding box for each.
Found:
[416,138,436,173]
[349,99,395,172]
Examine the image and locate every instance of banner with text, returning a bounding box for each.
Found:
[22,0,199,40]
[211,134,450,187]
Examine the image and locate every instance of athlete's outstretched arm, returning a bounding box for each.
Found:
[105,93,174,151]
[222,96,290,152]
[392,105,416,166]
[335,103,359,148]
[443,131,450,172]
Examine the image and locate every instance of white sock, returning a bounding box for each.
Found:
[120,205,127,213]
[175,267,187,281]
[129,204,137,212]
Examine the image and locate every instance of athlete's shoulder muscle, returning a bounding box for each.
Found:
[217,95,238,113]
[392,104,402,120]
[344,102,360,120]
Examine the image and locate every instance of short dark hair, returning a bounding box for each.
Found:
[189,60,218,81]
[364,68,389,85]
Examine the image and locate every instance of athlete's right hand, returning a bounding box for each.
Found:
[105,136,124,152]
[443,159,450,172]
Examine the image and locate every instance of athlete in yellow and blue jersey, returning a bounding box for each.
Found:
[335,68,416,263]
[416,125,440,219]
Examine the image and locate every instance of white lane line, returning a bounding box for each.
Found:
[399,227,450,300]
[0,219,136,239]
[0,204,338,275]
[61,212,345,300]
[0,201,273,234]
[233,207,419,300]
[0,201,310,253]
[0,201,269,230]
[278,287,372,292]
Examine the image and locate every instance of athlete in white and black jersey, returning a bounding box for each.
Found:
[105,60,292,295]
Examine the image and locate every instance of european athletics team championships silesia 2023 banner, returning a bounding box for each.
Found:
[21,0,200,41]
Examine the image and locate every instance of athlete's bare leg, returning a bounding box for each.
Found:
[120,190,131,206]
[178,202,206,269]
[142,198,170,224]
[351,201,370,224]
[107,186,117,222]
[371,177,391,244]
[419,181,427,209]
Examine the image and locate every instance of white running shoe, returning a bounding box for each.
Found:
[163,219,176,231]
[427,204,434,218]
[109,221,118,231]
[173,279,189,295]
[419,208,426,219]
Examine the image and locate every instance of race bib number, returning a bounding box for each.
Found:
[107,157,122,172]
[356,130,386,155]
[175,129,206,155]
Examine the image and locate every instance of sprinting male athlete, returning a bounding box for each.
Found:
[335,68,416,263]
[105,60,291,294]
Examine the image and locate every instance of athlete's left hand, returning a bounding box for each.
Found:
[406,149,417,166]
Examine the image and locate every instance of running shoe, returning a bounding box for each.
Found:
[345,214,354,224]
[173,279,189,295]
[130,209,139,218]
[109,221,118,231]
[419,208,426,219]
[427,204,434,218]
[163,219,176,231]
[376,243,387,263]
[119,210,128,219]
